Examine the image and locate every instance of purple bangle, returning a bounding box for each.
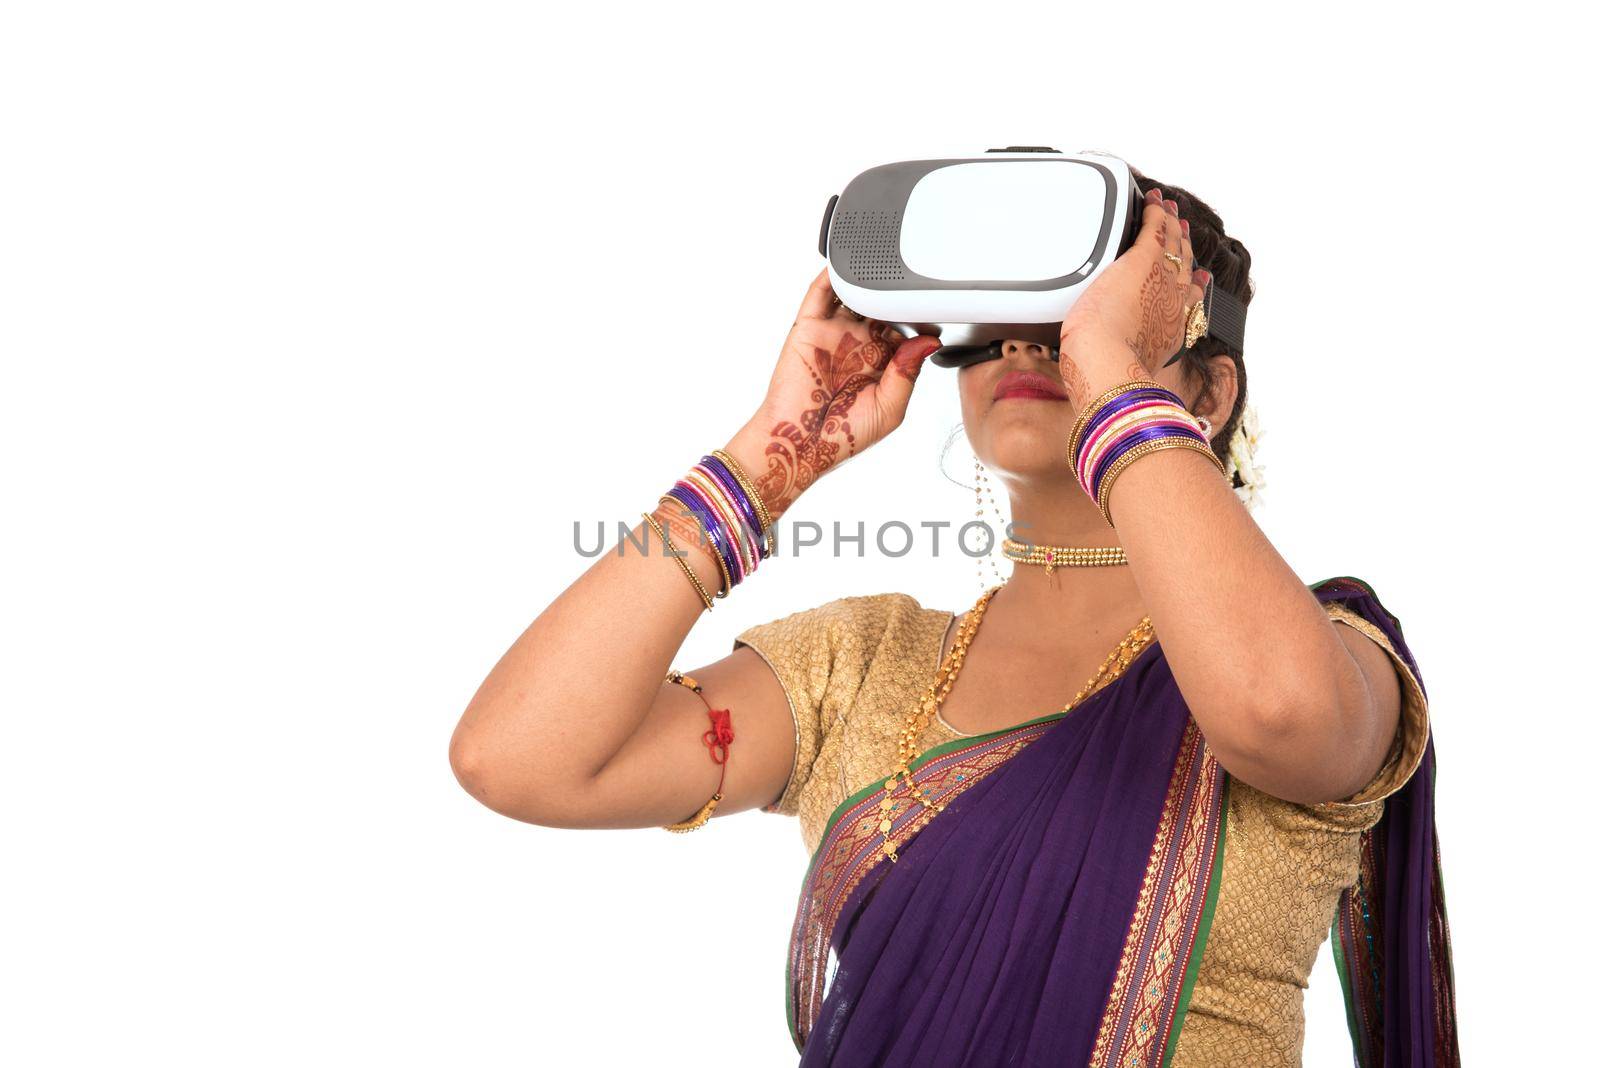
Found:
[1077,386,1181,452]
[684,468,756,578]
[1075,400,1188,480]
[666,483,744,587]
[698,455,768,560]
[1072,384,1193,491]
[1087,423,1208,500]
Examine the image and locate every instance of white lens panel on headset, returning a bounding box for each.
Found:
[899,162,1105,282]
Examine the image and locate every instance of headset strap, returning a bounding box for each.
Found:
[1201,281,1248,353]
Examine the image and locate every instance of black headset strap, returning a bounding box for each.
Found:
[1203,281,1248,353]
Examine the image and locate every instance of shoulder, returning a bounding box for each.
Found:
[732,592,949,822]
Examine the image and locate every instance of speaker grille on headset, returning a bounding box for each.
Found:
[833,209,906,282]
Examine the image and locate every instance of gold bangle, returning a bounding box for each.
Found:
[641,511,715,610]
[681,468,755,577]
[710,448,775,554]
[657,495,733,598]
[1076,402,1203,477]
[1095,438,1227,527]
[1065,378,1163,462]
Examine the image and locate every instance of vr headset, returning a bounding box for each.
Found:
[817,147,1247,368]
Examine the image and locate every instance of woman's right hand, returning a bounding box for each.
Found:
[721,267,943,521]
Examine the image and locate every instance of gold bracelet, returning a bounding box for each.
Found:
[656,495,733,598]
[1065,378,1162,462]
[710,448,775,554]
[641,511,715,610]
[1076,403,1203,477]
[1095,439,1227,527]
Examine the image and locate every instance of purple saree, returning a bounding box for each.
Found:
[785,577,1457,1067]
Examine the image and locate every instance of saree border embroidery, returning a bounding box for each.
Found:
[1088,719,1228,1068]
[1319,573,1460,1067]
[1331,769,1460,1068]
[783,710,1065,1051]
[1332,826,1385,1065]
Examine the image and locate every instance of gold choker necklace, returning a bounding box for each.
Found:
[1002,538,1127,575]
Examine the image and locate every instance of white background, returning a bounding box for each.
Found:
[3,3,1591,1064]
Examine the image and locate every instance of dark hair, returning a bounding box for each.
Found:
[1131,168,1253,482]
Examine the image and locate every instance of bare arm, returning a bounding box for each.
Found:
[1056,189,1404,805]
[449,270,943,827]
[1101,444,1403,804]
[447,494,798,828]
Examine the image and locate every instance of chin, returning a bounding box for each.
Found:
[977,416,1079,480]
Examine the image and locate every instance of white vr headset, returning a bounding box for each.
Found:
[818,147,1247,368]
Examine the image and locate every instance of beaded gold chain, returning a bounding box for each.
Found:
[877,584,1156,863]
[1001,538,1128,575]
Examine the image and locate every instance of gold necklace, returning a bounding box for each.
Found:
[877,584,1155,863]
[1002,537,1128,576]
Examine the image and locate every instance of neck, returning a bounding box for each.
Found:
[988,481,1143,629]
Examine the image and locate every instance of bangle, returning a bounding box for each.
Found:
[662,669,736,833]
[680,468,754,580]
[641,511,715,611]
[703,452,771,559]
[1066,380,1166,461]
[662,487,737,595]
[1078,401,1201,485]
[1096,438,1227,526]
[1071,386,1190,470]
[657,452,772,597]
[710,449,774,555]
[1066,379,1225,526]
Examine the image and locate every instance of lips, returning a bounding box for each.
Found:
[993,370,1069,402]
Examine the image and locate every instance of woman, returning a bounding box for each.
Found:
[449,173,1457,1066]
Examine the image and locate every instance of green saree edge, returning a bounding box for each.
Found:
[1331,916,1363,1060]
[1161,772,1231,1068]
[808,707,1074,860]
[808,633,1168,862]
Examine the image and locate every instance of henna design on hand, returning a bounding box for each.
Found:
[890,337,926,382]
[655,501,701,553]
[1126,260,1186,374]
[651,500,721,581]
[751,326,895,513]
[1058,355,1092,407]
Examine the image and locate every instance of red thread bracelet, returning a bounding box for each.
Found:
[663,671,736,832]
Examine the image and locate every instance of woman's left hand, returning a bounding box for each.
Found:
[1054,187,1213,407]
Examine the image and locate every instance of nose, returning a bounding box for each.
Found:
[1002,339,1058,362]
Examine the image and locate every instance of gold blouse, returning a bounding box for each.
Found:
[733,590,1429,1067]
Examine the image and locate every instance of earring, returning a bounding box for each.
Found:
[974,459,1007,592]
[1196,415,1213,437]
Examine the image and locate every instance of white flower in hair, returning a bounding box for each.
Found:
[1225,402,1266,509]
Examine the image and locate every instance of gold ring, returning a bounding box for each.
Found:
[1163,252,1183,269]
[1184,299,1210,349]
